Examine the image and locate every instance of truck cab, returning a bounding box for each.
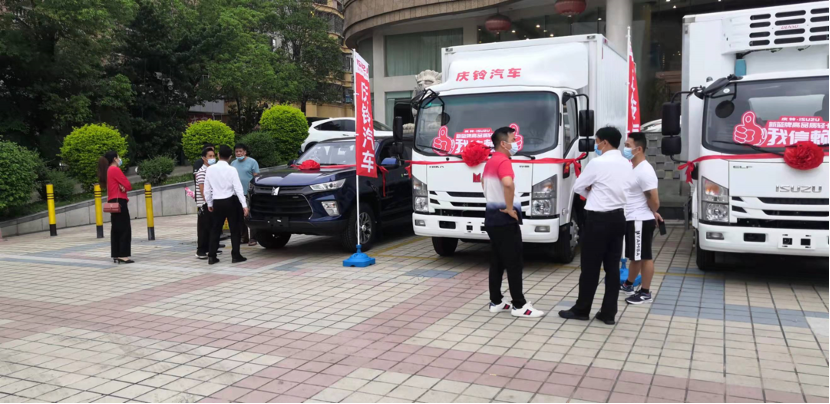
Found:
[659,2,829,269]
[247,136,412,252]
[410,36,628,261]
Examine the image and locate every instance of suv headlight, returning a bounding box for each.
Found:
[701,177,729,223]
[310,179,346,191]
[531,175,557,217]
[413,176,428,213]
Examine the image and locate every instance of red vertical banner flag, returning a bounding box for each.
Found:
[353,52,377,178]
[627,31,640,134]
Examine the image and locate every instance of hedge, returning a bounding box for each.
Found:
[240,131,280,167]
[182,120,235,161]
[0,141,42,211]
[37,169,76,201]
[59,124,129,192]
[138,156,176,185]
[259,105,308,163]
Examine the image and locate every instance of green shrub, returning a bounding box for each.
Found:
[182,120,235,161]
[240,131,280,167]
[259,105,308,162]
[138,156,176,185]
[0,141,42,211]
[37,169,77,201]
[60,124,129,192]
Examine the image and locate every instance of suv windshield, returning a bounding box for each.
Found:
[414,92,559,156]
[297,141,378,166]
[704,76,829,154]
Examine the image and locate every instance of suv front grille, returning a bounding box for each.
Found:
[251,194,312,219]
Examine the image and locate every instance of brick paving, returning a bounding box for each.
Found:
[0,215,827,403]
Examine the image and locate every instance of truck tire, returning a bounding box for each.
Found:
[342,203,376,252]
[695,231,717,270]
[432,237,458,256]
[551,217,579,263]
[256,231,291,249]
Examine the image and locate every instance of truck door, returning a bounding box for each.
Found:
[376,140,410,222]
[561,95,580,218]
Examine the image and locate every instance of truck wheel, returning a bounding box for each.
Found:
[257,231,291,249]
[432,237,458,256]
[551,217,579,263]
[342,203,376,252]
[695,231,717,270]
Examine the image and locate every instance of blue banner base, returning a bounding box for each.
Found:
[619,258,642,286]
[343,245,376,267]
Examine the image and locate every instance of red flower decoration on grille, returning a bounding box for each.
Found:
[461,141,491,167]
[784,141,824,170]
[296,160,320,171]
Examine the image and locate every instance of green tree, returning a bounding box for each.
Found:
[182,120,235,161]
[260,105,307,162]
[0,0,136,159]
[60,124,129,191]
[0,141,42,211]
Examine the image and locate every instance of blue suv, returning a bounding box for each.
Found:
[247,136,412,252]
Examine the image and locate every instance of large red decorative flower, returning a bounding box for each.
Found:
[784,141,824,170]
[461,141,491,167]
[296,160,320,171]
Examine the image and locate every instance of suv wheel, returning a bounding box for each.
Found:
[432,237,458,256]
[256,231,291,249]
[342,203,376,252]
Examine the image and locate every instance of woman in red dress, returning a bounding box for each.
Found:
[97,151,133,264]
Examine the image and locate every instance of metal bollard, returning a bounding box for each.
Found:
[144,183,155,240]
[94,184,104,238]
[46,184,57,236]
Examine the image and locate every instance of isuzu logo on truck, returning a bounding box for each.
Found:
[775,185,822,193]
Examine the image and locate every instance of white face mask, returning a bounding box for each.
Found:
[506,141,519,156]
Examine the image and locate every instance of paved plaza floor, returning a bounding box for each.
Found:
[0,215,827,403]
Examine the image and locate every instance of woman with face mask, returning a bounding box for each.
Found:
[98,150,133,264]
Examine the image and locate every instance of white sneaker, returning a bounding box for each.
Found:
[489,300,513,313]
[511,302,545,318]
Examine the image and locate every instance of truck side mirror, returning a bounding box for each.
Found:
[579,110,594,137]
[578,138,595,153]
[661,136,682,156]
[662,102,681,136]
[393,116,403,142]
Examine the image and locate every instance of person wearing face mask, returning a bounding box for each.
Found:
[559,127,631,325]
[195,147,220,259]
[620,132,662,305]
[98,151,133,264]
[231,143,260,246]
[483,126,544,318]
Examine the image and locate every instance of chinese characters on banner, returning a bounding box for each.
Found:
[455,68,522,82]
[353,52,376,178]
[627,32,640,134]
[431,124,525,156]
[733,111,829,147]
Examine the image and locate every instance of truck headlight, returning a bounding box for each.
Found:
[531,175,556,217]
[321,201,339,216]
[310,179,346,191]
[413,176,428,213]
[701,177,728,223]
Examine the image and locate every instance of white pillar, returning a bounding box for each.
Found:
[605,0,633,55]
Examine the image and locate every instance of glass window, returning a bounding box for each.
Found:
[385,29,463,77]
[342,119,355,132]
[385,91,412,126]
[563,96,578,148]
[316,120,343,131]
[298,141,379,166]
[414,92,560,156]
[373,121,392,131]
[477,10,604,44]
[357,38,374,78]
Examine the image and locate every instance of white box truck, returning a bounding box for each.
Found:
[659,2,829,270]
[407,35,627,261]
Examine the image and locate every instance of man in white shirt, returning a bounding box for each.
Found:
[204,145,249,265]
[620,132,663,305]
[559,127,631,325]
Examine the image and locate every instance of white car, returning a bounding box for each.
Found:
[640,119,662,133]
[301,117,393,152]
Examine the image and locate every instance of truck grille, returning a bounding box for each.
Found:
[250,194,312,219]
[757,197,829,205]
[737,219,829,230]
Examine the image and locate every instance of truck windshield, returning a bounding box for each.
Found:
[703,76,829,154]
[297,141,378,166]
[414,92,559,156]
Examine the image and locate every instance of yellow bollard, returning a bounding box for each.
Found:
[94,184,104,238]
[223,219,229,231]
[46,184,57,236]
[144,183,155,240]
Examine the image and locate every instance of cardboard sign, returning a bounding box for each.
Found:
[733,111,829,147]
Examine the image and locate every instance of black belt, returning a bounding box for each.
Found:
[587,208,624,215]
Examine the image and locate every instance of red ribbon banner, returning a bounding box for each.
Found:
[677,151,829,184]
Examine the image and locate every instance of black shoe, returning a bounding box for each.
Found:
[216,250,223,255]
[196,253,207,260]
[115,258,134,264]
[558,310,589,321]
[232,256,247,263]
[594,312,616,325]
[626,291,652,305]
[219,243,227,248]
[208,257,220,265]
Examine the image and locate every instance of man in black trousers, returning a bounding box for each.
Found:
[204,145,248,265]
[559,127,631,325]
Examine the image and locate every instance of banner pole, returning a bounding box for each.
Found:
[356,172,360,246]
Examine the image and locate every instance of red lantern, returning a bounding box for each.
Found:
[554,0,586,16]
[485,14,511,33]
